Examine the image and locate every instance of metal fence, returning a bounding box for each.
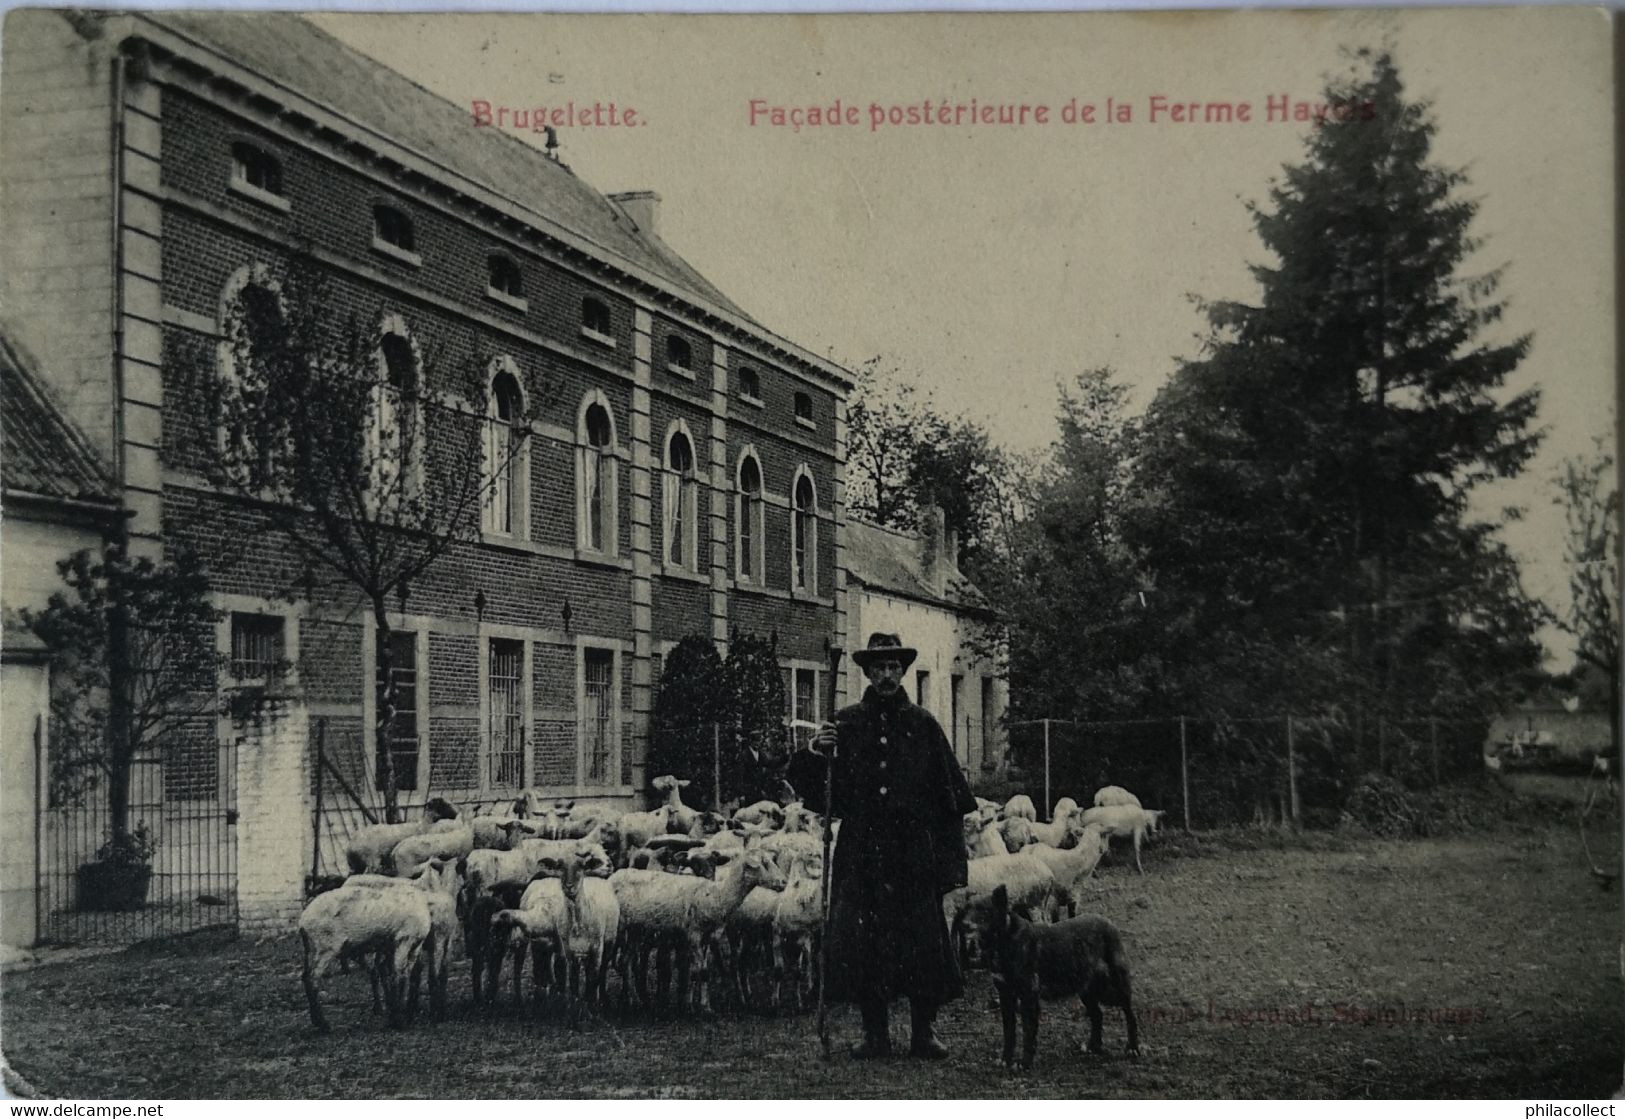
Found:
[1005,714,1488,828]
[38,742,239,946]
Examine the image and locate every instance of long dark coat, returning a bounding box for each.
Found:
[787,684,978,1005]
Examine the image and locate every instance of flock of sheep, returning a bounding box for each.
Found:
[295,774,1166,1036]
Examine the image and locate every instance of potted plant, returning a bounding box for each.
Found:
[75,821,157,912]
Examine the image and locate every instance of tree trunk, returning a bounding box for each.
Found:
[373,593,401,825]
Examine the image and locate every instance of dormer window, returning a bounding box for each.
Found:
[487,255,526,310]
[794,391,815,428]
[738,367,762,403]
[373,205,415,253]
[580,297,613,346]
[666,334,693,378]
[229,142,287,210]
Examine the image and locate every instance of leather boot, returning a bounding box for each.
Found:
[849,1000,891,1059]
[909,999,949,1059]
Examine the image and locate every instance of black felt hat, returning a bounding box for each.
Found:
[851,632,918,671]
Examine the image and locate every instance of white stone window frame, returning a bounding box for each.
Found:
[214,264,291,494]
[783,659,824,754]
[368,314,428,515]
[478,624,534,796]
[790,464,819,595]
[575,637,626,793]
[486,253,528,312]
[665,333,696,381]
[734,445,767,586]
[214,594,304,806]
[661,420,701,576]
[580,296,616,348]
[360,612,431,800]
[481,356,530,542]
[576,390,622,559]
[793,390,817,431]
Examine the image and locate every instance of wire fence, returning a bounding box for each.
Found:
[1004,714,1489,828]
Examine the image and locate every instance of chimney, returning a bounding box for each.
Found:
[920,504,948,595]
[609,190,661,237]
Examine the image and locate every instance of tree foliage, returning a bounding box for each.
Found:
[1549,442,1620,746]
[25,546,223,848]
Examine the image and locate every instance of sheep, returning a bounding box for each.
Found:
[462,881,524,1005]
[1093,785,1142,809]
[1028,809,1083,849]
[652,774,700,834]
[1003,794,1038,821]
[297,877,432,1031]
[617,805,675,856]
[964,813,1010,859]
[389,821,474,876]
[514,845,621,1023]
[768,846,826,1009]
[469,814,521,851]
[1024,821,1109,919]
[491,878,566,1010]
[346,858,464,1017]
[942,850,1059,958]
[1000,814,1038,852]
[343,797,461,874]
[987,883,1139,1070]
[1051,796,1080,821]
[733,800,786,829]
[1078,805,1165,874]
[611,848,786,1013]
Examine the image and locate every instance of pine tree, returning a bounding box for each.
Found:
[1131,50,1543,754]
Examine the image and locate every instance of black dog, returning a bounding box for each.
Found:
[988,884,1140,1070]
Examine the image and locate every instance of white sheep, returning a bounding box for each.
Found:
[963,812,1010,858]
[611,847,786,1013]
[1028,809,1083,848]
[652,774,701,834]
[942,849,1059,954]
[1052,796,1080,821]
[616,805,674,857]
[1078,804,1165,873]
[732,800,786,829]
[1024,820,1109,918]
[1093,785,1142,809]
[389,821,474,876]
[343,797,461,874]
[999,814,1038,852]
[297,878,432,1031]
[345,858,464,1017]
[528,845,621,1022]
[1003,794,1038,821]
[769,846,826,1009]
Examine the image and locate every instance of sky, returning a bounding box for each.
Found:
[315,7,1615,666]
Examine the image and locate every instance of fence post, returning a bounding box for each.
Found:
[1430,717,1440,786]
[1042,719,1051,820]
[310,718,326,891]
[33,712,43,947]
[1286,714,1300,829]
[1180,716,1191,832]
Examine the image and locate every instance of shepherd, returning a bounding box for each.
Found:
[788,632,978,1059]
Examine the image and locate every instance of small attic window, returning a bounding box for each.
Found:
[738,367,762,402]
[581,297,611,338]
[666,335,693,376]
[794,391,815,427]
[373,205,415,252]
[230,142,286,208]
[488,255,524,299]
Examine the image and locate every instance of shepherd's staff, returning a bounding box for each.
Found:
[816,643,844,1058]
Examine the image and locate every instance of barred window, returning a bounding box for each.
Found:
[583,648,615,786]
[375,630,419,792]
[229,613,283,682]
[488,638,524,790]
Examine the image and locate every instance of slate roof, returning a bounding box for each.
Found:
[0,323,118,507]
[845,519,988,614]
[137,12,754,324]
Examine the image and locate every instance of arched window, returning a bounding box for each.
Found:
[793,470,817,592]
[216,265,286,483]
[794,390,815,426]
[576,394,619,555]
[663,425,699,571]
[737,367,762,402]
[483,360,526,536]
[736,451,764,583]
[368,320,422,513]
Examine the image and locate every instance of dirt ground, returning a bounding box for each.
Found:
[2,824,1619,1099]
